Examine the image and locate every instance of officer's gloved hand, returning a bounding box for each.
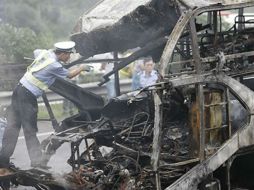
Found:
[81,65,93,72]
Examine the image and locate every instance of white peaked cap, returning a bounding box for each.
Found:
[54,41,76,53]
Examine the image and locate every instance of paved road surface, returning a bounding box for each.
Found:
[12,121,72,172]
[9,121,74,189]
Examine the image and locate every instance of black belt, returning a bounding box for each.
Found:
[17,83,36,99]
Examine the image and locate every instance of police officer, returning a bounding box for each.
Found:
[0,41,87,169]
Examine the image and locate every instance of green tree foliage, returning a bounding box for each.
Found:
[0,24,53,63]
[0,0,99,63]
[0,0,98,40]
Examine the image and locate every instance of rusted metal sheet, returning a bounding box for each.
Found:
[204,90,223,146]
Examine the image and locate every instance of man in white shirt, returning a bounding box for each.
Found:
[139,56,158,88]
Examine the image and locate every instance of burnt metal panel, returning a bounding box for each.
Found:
[71,0,179,59]
[165,74,254,189]
[49,77,104,112]
[158,10,193,76]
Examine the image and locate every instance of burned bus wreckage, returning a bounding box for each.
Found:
[2,0,254,189]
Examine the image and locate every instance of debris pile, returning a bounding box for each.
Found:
[38,90,193,190]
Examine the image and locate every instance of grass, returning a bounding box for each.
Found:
[38,101,78,122]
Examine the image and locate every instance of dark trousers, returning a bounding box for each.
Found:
[0,83,42,167]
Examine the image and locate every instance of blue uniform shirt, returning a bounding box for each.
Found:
[20,49,68,97]
[139,70,158,88]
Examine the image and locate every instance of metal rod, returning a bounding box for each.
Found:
[66,58,125,68]
[168,50,254,67]
[85,138,92,162]
[151,90,163,190]
[213,11,218,46]
[238,8,244,31]
[113,52,121,96]
[204,102,227,107]
[70,143,75,171]
[226,88,232,138]
[189,17,201,74]
[204,125,228,131]
[198,84,205,160]
[41,93,59,131]
[226,159,232,190]
[159,158,200,168]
